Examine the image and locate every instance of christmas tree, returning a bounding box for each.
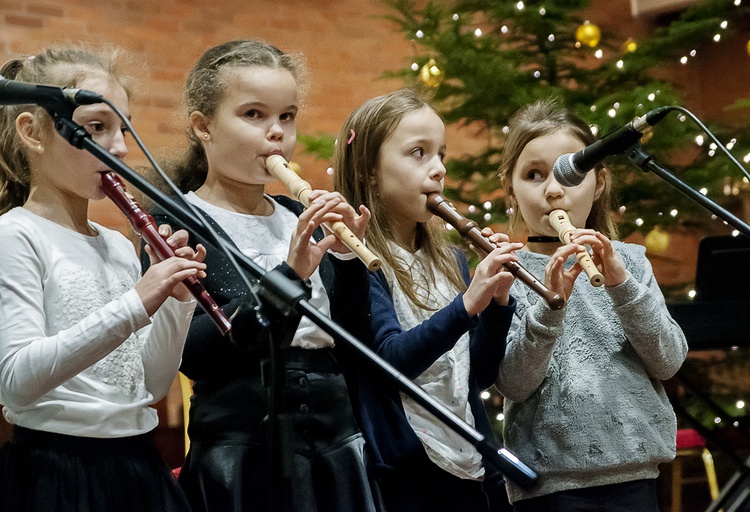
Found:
[376,0,750,441]
[380,0,750,238]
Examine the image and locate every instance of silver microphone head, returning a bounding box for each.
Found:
[552,153,586,187]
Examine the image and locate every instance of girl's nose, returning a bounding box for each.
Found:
[267,119,284,141]
[430,158,446,182]
[545,176,565,200]
[110,129,128,160]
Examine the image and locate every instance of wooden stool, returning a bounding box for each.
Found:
[672,428,720,512]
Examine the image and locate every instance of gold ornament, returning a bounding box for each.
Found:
[419,58,444,88]
[644,226,670,254]
[288,161,302,174]
[623,37,637,53]
[746,39,750,56]
[576,21,601,48]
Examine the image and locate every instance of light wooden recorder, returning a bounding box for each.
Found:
[266,155,381,272]
[548,209,605,287]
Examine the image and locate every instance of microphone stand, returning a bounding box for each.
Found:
[49,114,539,493]
[623,144,750,512]
[625,144,750,238]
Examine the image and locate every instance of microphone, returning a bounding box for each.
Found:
[0,75,104,109]
[552,106,671,187]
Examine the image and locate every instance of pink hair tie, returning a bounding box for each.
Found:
[346,129,356,145]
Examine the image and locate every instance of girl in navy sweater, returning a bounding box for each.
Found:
[333,88,522,512]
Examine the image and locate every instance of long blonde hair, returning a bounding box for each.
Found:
[0,46,131,214]
[334,89,466,310]
[498,98,618,240]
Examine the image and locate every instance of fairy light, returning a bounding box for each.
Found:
[733,229,740,236]
[688,289,696,299]
[690,49,697,57]
[714,417,722,424]
[539,7,546,15]
[484,213,492,221]
[516,1,525,10]
[737,400,746,409]
[648,93,656,101]
[695,135,705,146]
[743,153,750,163]
[635,218,644,226]
[534,70,541,78]
[735,0,741,5]
[496,413,505,421]
[590,105,597,112]
[619,205,626,213]
[680,56,688,64]
[700,187,708,195]
[502,126,510,134]
[475,28,483,37]
[616,59,624,68]
[326,167,334,175]
[721,20,728,29]
[548,34,555,42]
[468,205,477,213]
[481,391,491,400]
[608,108,617,118]
[416,30,424,38]
[670,209,678,217]
[714,34,721,42]
[501,25,509,34]
[595,49,603,59]
[483,201,492,210]
[411,62,419,71]
[452,13,459,21]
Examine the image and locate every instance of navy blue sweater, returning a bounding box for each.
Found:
[351,249,516,473]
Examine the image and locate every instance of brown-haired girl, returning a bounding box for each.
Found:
[494,98,687,511]
[146,39,383,512]
[0,45,206,512]
[334,88,522,512]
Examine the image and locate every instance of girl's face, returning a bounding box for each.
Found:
[36,72,129,201]
[375,107,446,243]
[510,130,604,237]
[198,66,298,186]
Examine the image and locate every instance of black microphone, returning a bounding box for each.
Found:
[0,75,104,109]
[552,106,671,187]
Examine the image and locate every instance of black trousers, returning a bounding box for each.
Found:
[513,478,660,512]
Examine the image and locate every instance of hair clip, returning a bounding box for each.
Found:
[346,129,356,145]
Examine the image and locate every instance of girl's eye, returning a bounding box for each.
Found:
[411,148,424,158]
[85,122,105,134]
[245,109,261,118]
[438,151,446,162]
[525,169,545,181]
[280,111,297,122]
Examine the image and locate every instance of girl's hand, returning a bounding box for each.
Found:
[463,241,524,315]
[569,229,628,287]
[307,189,371,255]
[544,243,585,302]
[138,225,207,315]
[286,190,350,279]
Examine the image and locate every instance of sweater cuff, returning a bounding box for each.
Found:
[605,274,640,307]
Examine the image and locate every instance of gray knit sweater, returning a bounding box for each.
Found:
[496,241,688,503]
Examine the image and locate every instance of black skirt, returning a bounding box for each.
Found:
[0,425,191,512]
[179,347,385,512]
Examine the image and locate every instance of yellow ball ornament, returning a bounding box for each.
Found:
[623,37,637,53]
[419,58,444,88]
[746,39,750,56]
[644,226,670,254]
[576,21,601,48]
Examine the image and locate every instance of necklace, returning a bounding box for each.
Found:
[527,236,560,243]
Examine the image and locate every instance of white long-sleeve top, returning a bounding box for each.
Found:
[496,241,688,503]
[0,207,195,438]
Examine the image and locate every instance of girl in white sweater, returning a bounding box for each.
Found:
[0,46,206,511]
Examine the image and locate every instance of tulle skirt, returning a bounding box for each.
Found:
[0,426,191,512]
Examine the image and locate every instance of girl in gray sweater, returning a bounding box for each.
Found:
[493,99,688,511]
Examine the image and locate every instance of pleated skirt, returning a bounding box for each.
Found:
[0,426,191,512]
